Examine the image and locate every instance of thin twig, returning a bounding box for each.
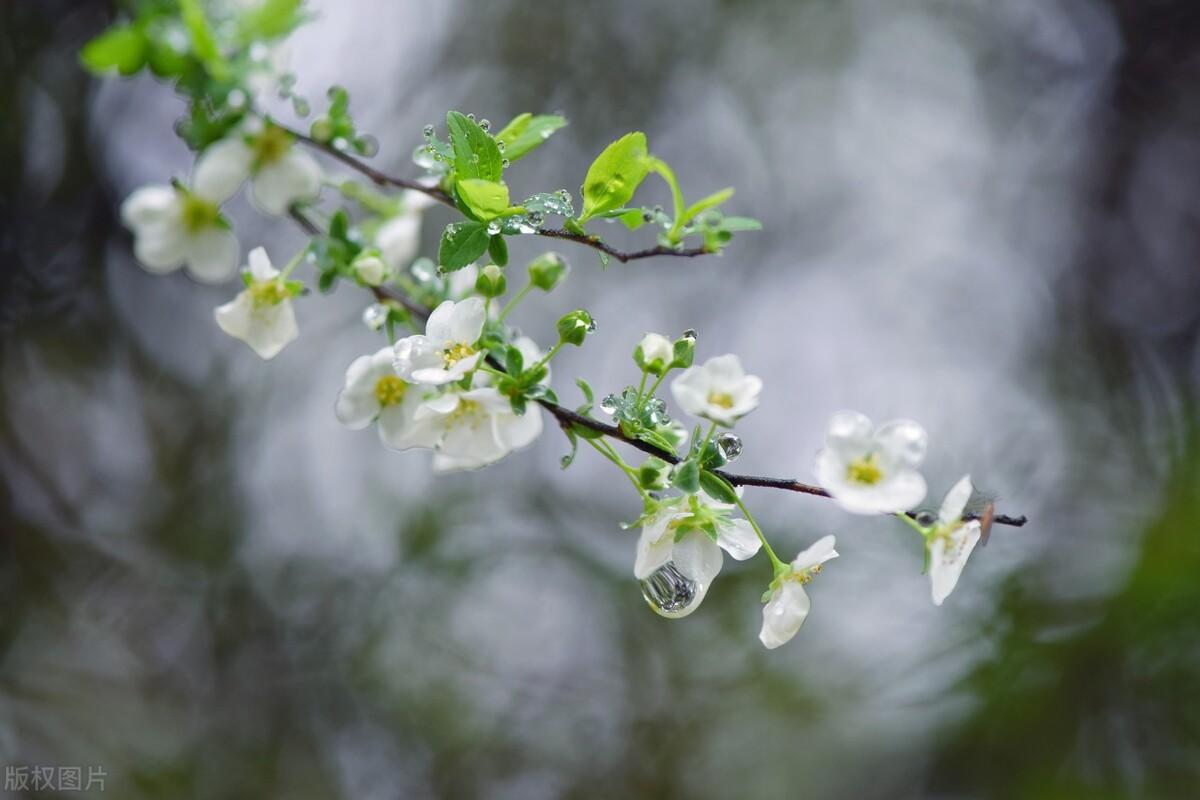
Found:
[286,127,716,264]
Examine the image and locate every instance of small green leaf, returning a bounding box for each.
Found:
[680,188,734,227]
[571,422,605,440]
[446,111,502,182]
[719,216,762,232]
[577,132,650,224]
[699,471,738,504]
[455,178,510,220]
[495,113,568,161]
[80,25,147,76]
[179,0,229,80]
[575,378,595,409]
[618,209,647,230]
[438,222,490,271]
[671,459,701,494]
[505,345,524,376]
[237,0,307,44]
[487,234,509,267]
[561,426,579,469]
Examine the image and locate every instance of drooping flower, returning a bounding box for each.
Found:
[392,297,486,385]
[120,177,239,283]
[334,346,426,449]
[928,475,983,606]
[670,354,762,426]
[213,247,299,359]
[814,411,928,514]
[192,119,322,216]
[759,535,838,649]
[634,495,762,618]
[405,384,543,473]
[376,191,438,272]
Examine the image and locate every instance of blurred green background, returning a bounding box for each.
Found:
[3,1,1200,797]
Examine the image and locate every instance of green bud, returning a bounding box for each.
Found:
[310,115,335,143]
[672,329,697,369]
[556,309,595,346]
[352,251,389,286]
[475,263,507,298]
[528,252,570,292]
[634,332,674,376]
[637,457,672,491]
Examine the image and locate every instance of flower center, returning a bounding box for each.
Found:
[374,375,409,407]
[445,398,483,428]
[248,280,289,308]
[846,453,884,485]
[442,342,476,369]
[707,391,735,409]
[251,125,293,167]
[179,192,219,233]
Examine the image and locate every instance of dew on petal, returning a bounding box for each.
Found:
[640,562,703,619]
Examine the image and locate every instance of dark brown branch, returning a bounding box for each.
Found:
[287,127,716,264]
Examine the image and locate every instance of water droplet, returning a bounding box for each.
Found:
[486,220,502,235]
[412,145,437,169]
[914,510,937,527]
[362,303,388,331]
[495,140,506,152]
[356,135,379,157]
[292,98,311,117]
[332,136,349,152]
[556,189,571,203]
[600,394,618,415]
[586,317,598,333]
[501,158,511,168]
[479,118,490,132]
[716,432,743,462]
[248,43,269,62]
[466,113,476,121]
[527,210,544,227]
[640,562,704,619]
[682,329,697,341]
[642,211,654,222]
[423,124,434,139]
[410,258,436,283]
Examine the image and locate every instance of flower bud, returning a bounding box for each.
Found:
[310,115,335,144]
[671,330,696,369]
[528,252,569,292]
[556,309,595,346]
[634,332,673,376]
[637,457,672,491]
[353,253,389,286]
[474,263,507,298]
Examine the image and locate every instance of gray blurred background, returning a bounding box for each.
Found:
[3,0,1200,797]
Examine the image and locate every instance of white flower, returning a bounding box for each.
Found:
[759,535,838,649]
[405,385,543,473]
[192,119,321,216]
[353,253,391,286]
[670,354,762,426]
[392,298,486,385]
[636,333,674,373]
[815,411,928,514]
[513,335,551,384]
[634,495,761,617]
[213,247,298,359]
[929,475,983,606]
[375,191,436,272]
[120,178,239,283]
[334,346,426,449]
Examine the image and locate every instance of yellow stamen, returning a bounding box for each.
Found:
[179,193,219,233]
[251,124,293,167]
[374,375,408,407]
[442,342,475,368]
[707,391,735,409]
[248,280,289,308]
[445,398,483,428]
[846,453,884,485]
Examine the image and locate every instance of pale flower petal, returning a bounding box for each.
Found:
[133,225,188,273]
[938,474,974,524]
[193,137,253,203]
[376,213,422,270]
[876,419,928,468]
[215,293,296,360]
[671,532,724,587]
[246,246,278,281]
[251,147,322,215]
[120,185,178,228]
[448,296,486,344]
[759,582,811,649]
[930,521,982,606]
[634,512,680,579]
[184,227,240,283]
[335,352,386,429]
[715,518,761,561]
[791,534,839,572]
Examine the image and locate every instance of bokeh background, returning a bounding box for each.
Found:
[3,0,1200,797]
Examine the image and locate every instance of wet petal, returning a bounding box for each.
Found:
[938,474,974,524]
[715,518,761,561]
[672,532,724,587]
[193,138,252,203]
[183,227,239,283]
[791,535,838,572]
[251,147,321,215]
[876,419,927,468]
[759,582,811,649]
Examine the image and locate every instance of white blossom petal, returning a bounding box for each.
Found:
[876,419,928,469]
[448,296,486,344]
[246,247,278,281]
[120,185,178,228]
[192,137,253,203]
[930,521,982,606]
[376,213,422,270]
[938,474,974,524]
[334,353,386,429]
[715,518,761,561]
[251,147,322,215]
[377,396,423,450]
[634,515,679,580]
[183,227,239,283]
[759,582,811,649]
[133,224,188,273]
[393,335,448,384]
[791,535,839,572]
[214,294,296,359]
[671,532,724,587]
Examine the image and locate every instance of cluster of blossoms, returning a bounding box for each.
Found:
[95,0,1006,653]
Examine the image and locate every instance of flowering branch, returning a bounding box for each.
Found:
[87,0,1029,651]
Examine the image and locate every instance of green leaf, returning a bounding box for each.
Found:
[680,188,734,227]
[560,426,579,469]
[671,459,701,494]
[699,471,738,504]
[719,216,762,232]
[438,222,490,271]
[179,0,229,80]
[505,345,524,376]
[237,0,307,44]
[455,178,510,221]
[575,378,595,407]
[488,235,509,267]
[80,25,147,76]
[578,132,650,224]
[571,422,605,440]
[618,208,647,230]
[446,111,502,182]
[495,113,568,161]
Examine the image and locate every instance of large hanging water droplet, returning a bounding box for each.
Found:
[716,432,742,462]
[640,562,703,619]
[600,394,618,415]
[362,303,388,331]
[412,145,437,169]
